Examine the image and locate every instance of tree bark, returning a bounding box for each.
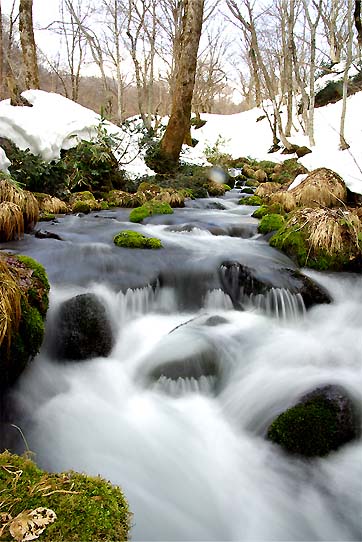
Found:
[355,0,362,46]
[19,0,39,89]
[340,0,354,149]
[0,1,4,99]
[160,0,205,164]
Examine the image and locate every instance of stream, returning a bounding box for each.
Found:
[2,189,362,541]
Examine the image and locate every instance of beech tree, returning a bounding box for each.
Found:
[159,0,205,167]
[19,0,39,89]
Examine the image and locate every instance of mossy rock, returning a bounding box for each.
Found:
[267,385,358,457]
[72,201,91,213]
[145,142,178,174]
[258,214,285,234]
[0,451,130,541]
[238,195,262,206]
[129,200,173,223]
[39,212,56,221]
[270,158,308,185]
[245,179,260,188]
[114,230,162,249]
[270,207,362,271]
[252,203,286,219]
[0,254,49,390]
[240,187,254,195]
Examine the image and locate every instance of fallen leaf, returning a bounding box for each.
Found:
[9,508,57,541]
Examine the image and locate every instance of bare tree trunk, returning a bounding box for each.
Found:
[284,0,295,137]
[19,0,39,89]
[302,0,322,147]
[160,0,204,164]
[340,0,354,149]
[355,0,362,47]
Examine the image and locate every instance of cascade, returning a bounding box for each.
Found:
[2,191,361,541]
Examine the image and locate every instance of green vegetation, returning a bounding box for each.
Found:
[267,398,338,457]
[39,212,56,221]
[0,451,130,541]
[129,200,173,223]
[258,213,285,234]
[240,187,254,195]
[114,230,162,249]
[72,201,91,213]
[238,195,262,206]
[144,142,178,174]
[0,254,49,390]
[270,158,308,184]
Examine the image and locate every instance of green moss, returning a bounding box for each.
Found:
[271,158,308,184]
[100,201,109,210]
[245,179,260,187]
[240,187,254,195]
[20,302,44,357]
[39,212,56,221]
[267,398,338,456]
[73,201,91,213]
[145,142,178,173]
[129,206,150,223]
[0,451,130,541]
[16,255,49,315]
[238,195,262,206]
[129,200,173,223]
[223,184,231,191]
[258,214,285,234]
[252,205,268,218]
[269,222,355,271]
[114,230,162,249]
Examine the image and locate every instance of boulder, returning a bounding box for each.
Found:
[267,385,358,457]
[52,293,114,360]
[219,261,331,310]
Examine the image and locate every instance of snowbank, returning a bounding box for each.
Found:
[0,147,11,173]
[0,88,362,194]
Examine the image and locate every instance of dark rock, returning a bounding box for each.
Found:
[295,146,312,158]
[219,261,331,310]
[149,357,218,381]
[34,230,63,241]
[281,144,299,155]
[52,293,114,360]
[204,315,229,326]
[268,143,281,153]
[205,201,226,210]
[267,384,359,457]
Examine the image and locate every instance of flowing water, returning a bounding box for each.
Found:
[2,190,362,541]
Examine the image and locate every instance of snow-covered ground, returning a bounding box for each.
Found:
[0,88,362,195]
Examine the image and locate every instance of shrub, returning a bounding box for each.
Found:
[114,230,162,249]
[0,451,130,541]
[258,213,285,234]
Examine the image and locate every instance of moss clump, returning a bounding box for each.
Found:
[114,230,162,249]
[72,201,91,213]
[252,205,269,218]
[267,398,338,457]
[258,213,285,234]
[129,200,173,223]
[145,142,178,174]
[245,179,260,188]
[238,195,262,206]
[16,255,50,315]
[39,212,56,221]
[0,451,130,541]
[240,187,254,195]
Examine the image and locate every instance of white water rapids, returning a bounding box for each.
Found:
[5,193,362,541]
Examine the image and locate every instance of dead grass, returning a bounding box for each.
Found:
[35,194,68,214]
[0,179,39,230]
[291,168,347,208]
[0,257,21,351]
[269,191,297,212]
[255,182,282,199]
[0,202,24,242]
[288,207,362,256]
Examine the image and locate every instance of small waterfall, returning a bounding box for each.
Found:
[151,375,217,397]
[204,289,234,310]
[246,288,306,320]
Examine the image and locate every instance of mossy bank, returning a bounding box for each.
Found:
[0,451,131,541]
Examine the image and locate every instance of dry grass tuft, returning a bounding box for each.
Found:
[291,168,347,208]
[255,182,282,199]
[0,257,22,351]
[35,193,68,214]
[0,178,39,231]
[288,207,362,256]
[22,191,39,230]
[0,202,24,242]
[269,190,297,212]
